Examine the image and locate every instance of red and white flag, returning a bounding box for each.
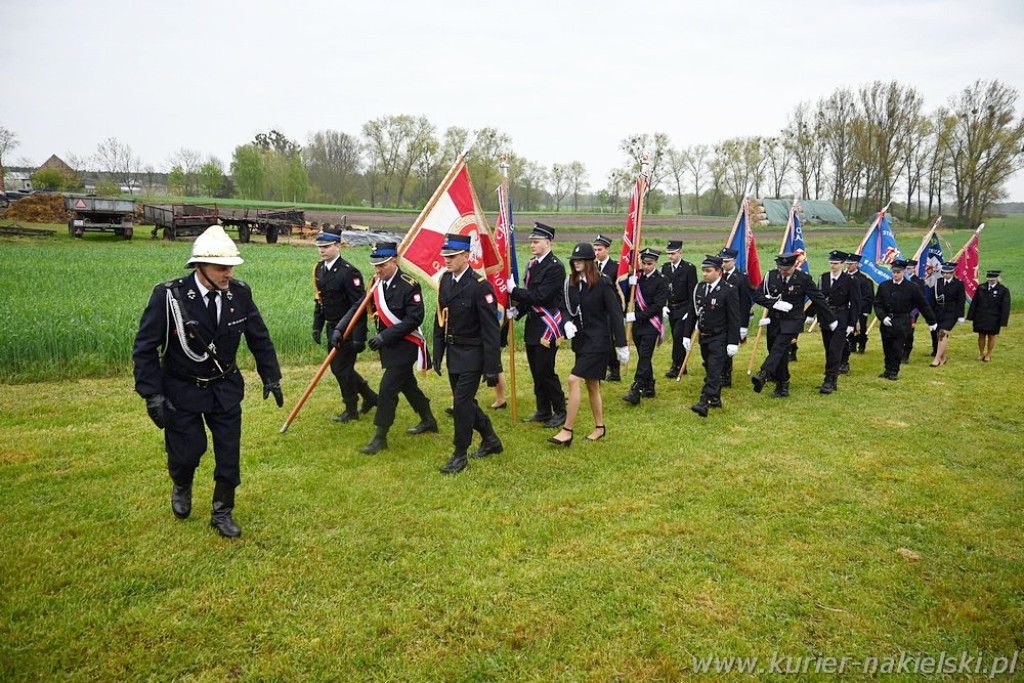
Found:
[400,158,505,306]
[616,172,647,285]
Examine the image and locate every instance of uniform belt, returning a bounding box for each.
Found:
[445,335,480,346]
[698,327,723,336]
[166,366,236,389]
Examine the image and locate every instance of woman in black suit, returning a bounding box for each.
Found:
[967,269,1011,362]
[548,243,628,446]
[930,262,966,367]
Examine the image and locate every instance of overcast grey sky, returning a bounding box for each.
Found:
[3,0,1023,201]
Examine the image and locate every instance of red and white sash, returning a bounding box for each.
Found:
[373,285,429,371]
[635,281,665,341]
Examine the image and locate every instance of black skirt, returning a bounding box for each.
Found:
[572,350,608,380]
[972,321,1001,335]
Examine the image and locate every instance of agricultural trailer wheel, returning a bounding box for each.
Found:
[124,227,133,241]
[164,226,176,241]
[266,225,278,244]
[238,223,251,243]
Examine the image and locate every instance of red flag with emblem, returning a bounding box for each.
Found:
[954,226,982,303]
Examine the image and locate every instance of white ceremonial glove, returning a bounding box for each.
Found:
[663,306,670,318]
[772,300,794,313]
[829,320,839,331]
[846,326,854,335]
[726,344,739,357]
[682,337,691,352]
[740,327,748,340]
[883,316,893,327]
[758,317,772,327]
[928,323,938,331]
[804,316,814,326]
[616,346,630,365]
[628,275,638,286]
[505,306,518,319]
[563,321,578,340]
[625,312,636,323]
[508,283,518,296]
[957,317,965,325]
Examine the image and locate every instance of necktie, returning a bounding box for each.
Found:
[206,291,219,326]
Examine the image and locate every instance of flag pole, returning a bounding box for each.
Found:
[624,157,650,347]
[949,222,985,263]
[744,198,775,373]
[499,156,518,421]
[911,216,943,262]
[852,200,894,339]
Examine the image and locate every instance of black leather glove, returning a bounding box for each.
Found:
[263,381,284,407]
[145,394,170,429]
[368,334,384,351]
[433,356,443,376]
[484,373,499,388]
[312,327,322,345]
[329,327,343,348]
[352,340,366,353]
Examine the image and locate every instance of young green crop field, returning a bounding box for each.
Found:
[1,219,1021,680]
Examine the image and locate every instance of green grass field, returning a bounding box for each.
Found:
[1,219,1021,680]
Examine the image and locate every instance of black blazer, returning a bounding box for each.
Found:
[682,278,741,345]
[133,275,281,407]
[346,269,426,369]
[967,282,1011,331]
[752,269,835,335]
[631,271,668,338]
[816,271,861,328]
[662,259,698,321]
[562,275,627,353]
[313,257,367,342]
[511,252,566,345]
[723,267,753,318]
[874,279,936,331]
[433,269,501,375]
[932,276,966,330]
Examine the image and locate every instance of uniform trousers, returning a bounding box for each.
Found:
[330,342,365,409]
[633,334,658,386]
[165,396,241,488]
[820,319,846,374]
[850,312,870,351]
[879,319,910,375]
[375,364,431,430]
[699,331,727,400]
[669,318,688,367]
[447,369,493,454]
[525,343,565,415]
[761,326,796,382]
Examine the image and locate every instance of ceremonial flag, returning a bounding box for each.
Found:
[401,158,504,306]
[954,226,983,303]
[782,200,810,274]
[616,171,647,292]
[917,233,945,288]
[858,208,901,285]
[725,199,763,287]
[495,180,519,295]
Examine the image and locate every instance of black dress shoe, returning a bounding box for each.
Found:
[490,402,507,410]
[360,394,378,414]
[606,373,621,382]
[523,411,553,423]
[210,502,241,538]
[665,366,680,379]
[407,419,439,435]
[690,401,709,417]
[440,453,468,474]
[547,428,573,447]
[471,437,503,458]
[543,412,567,429]
[332,410,359,423]
[171,484,192,519]
[361,434,388,454]
[838,363,850,374]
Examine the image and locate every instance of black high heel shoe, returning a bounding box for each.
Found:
[586,425,606,442]
[490,402,507,410]
[547,428,573,447]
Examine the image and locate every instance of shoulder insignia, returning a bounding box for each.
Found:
[477,275,487,283]
[401,273,417,286]
[231,279,251,290]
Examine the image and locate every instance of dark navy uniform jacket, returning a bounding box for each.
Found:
[433,269,501,376]
[662,259,698,322]
[511,252,566,345]
[349,269,426,370]
[682,278,741,345]
[932,276,966,330]
[133,274,281,410]
[753,269,836,335]
[631,270,668,339]
[967,281,1011,332]
[723,267,752,317]
[314,256,367,343]
[816,270,861,328]
[561,275,627,353]
[873,278,936,330]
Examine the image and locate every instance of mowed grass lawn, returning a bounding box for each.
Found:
[1,219,1022,680]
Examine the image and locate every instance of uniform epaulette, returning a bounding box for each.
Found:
[161,278,185,288]
[401,273,417,286]
[230,279,251,290]
[477,275,487,283]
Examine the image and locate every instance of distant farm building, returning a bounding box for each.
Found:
[759,199,848,225]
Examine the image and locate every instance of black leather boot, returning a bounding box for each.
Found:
[818,374,835,394]
[440,452,468,474]
[407,418,439,435]
[751,370,769,393]
[771,381,790,398]
[690,397,709,418]
[642,380,656,398]
[622,382,642,405]
[471,414,503,458]
[210,482,241,538]
[361,427,388,454]
[708,396,722,408]
[332,405,360,423]
[359,381,378,415]
[171,482,192,519]
[665,365,680,379]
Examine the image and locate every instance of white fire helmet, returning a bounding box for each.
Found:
[186,224,244,267]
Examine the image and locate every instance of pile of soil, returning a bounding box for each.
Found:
[2,194,72,223]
